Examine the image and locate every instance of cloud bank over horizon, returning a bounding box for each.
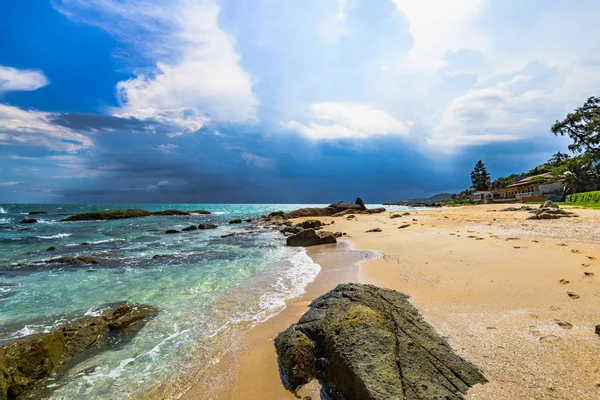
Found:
[0,0,597,202]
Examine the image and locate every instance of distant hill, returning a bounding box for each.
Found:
[383,193,454,205]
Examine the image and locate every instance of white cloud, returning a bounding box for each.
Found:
[282,103,411,140]
[0,104,93,152]
[242,152,275,169]
[392,0,487,72]
[0,66,49,94]
[54,0,258,134]
[158,143,178,153]
[0,181,20,186]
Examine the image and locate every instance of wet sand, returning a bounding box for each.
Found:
[181,205,600,400]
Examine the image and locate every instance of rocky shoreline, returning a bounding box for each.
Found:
[0,302,157,400]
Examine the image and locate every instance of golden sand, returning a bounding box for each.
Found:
[179,205,600,400]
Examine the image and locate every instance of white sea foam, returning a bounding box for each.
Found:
[212,211,226,215]
[37,233,71,239]
[0,218,10,224]
[253,248,320,324]
[0,207,6,214]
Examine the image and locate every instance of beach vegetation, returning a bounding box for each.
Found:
[470,160,491,191]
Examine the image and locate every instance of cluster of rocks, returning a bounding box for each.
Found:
[61,209,211,222]
[527,201,577,220]
[283,198,385,219]
[164,224,218,234]
[0,302,158,400]
[501,205,535,212]
[275,283,487,400]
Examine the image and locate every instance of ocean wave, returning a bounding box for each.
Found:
[212,211,227,215]
[0,218,11,224]
[37,233,71,240]
[253,248,320,324]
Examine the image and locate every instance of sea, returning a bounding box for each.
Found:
[0,203,408,399]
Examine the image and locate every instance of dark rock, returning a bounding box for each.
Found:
[555,320,573,330]
[284,207,336,219]
[390,214,403,219]
[165,229,180,234]
[286,229,337,247]
[198,224,218,230]
[228,219,243,224]
[151,210,190,216]
[364,207,386,214]
[355,197,367,211]
[528,208,576,220]
[299,220,323,229]
[220,232,253,238]
[595,325,600,337]
[189,210,211,214]
[80,242,89,246]
[366,228,382,233]
[28,211,47,215]
[48,256,100,265]
[403,212,411,216]
[182,225,198,232]
[19,219,37,224]
[275,284,486,400]
[333,232,343,238]
[46,246,56,252]
[0,302,157,400]
[269,211,285,217]
[152,254,169,259]
[398,224,411,229]
[346,215,356,219]
[62,209,151,222]
[330,201,363,213]
[540,200,559,209]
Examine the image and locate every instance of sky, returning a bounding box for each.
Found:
[0,0,598,203]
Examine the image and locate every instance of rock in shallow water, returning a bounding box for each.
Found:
[286,229,337,247]
[274,283,487,400]
[0,302,157,400]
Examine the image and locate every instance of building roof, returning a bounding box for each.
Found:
[507,172,554,188]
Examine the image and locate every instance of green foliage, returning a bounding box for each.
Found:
[548,152,571,166]
[551,155,600,194]
[566,190,600,203]
[470,160,490,191]
[552,96,600,158]
[527,176,552,185]
[447,199,471,205]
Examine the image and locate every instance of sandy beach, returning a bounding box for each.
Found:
[180,204,600,400]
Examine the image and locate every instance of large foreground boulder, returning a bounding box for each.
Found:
[286,229,337,247]
[0,302,157,400]
[275,283,486,400]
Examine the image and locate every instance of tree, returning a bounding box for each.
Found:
[548,151,570,166]
[551,155,599,194]
[470,160,490,191]
[552,96,600,159]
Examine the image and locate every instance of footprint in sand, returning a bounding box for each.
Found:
[559,279,570,285]
[506,237,520,241]
[571,249,581,254]
[549,305,561,311]
[584,272,595,277]
[567,292,580,299]
[532,240,539,243]
[587,256,597,260]
[582,263,591,268]
[467,235,477,239]
[476,238,485,241]
[558,243,568,247]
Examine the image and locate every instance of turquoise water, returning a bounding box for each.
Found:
[0,203,406,399]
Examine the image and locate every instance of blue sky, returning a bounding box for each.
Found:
[1,0,598,203]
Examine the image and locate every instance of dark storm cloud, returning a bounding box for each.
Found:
[50,113,155,132]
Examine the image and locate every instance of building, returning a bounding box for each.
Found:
[492,173,563,203]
